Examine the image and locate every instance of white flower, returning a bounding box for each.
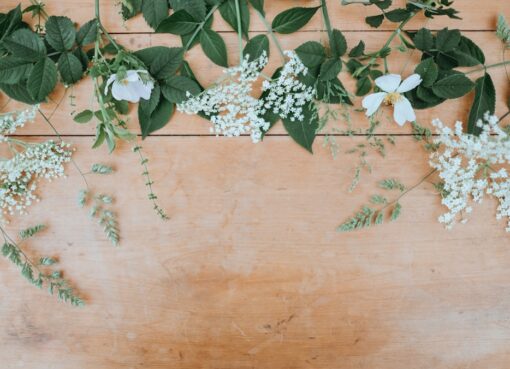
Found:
[105,70,154,103]
[178,52,270,143]
[430,113,510,232]
[0,105,39,140]
[362,73,422,126]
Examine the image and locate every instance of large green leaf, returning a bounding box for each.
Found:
[243,34,269,62]
[414,58,438,87]
[149,47,184,79]
[330,29,347,58]
[3,29,46,62]
[139,87,174,138]
[413,28,433,51]
[432,73,474,99]
[45,16,76,51]
[26,57,57,102]
[282,104,318,153]
[295,41,326,68]
[435,28,461,52]
[142,0,169,29]
[468,73,496,136]
[319,59,342,81]
[58,52,84,85]
[161,75,201,103]
[0,57,33,84]
[0,82,38,104]
[219,0,250,39]
[272,7,320,34]
[200,28,228,67]
[156,10,198,35]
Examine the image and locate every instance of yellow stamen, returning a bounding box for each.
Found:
[384,92,403,106]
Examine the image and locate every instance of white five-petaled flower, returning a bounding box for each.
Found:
[362,73,422,126]
[105,70,154,103]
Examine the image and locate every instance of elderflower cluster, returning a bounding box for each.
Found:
[261,50,316,122]
[177,52,270,143]
[0,140,72,222]
[430,113,510,231]
[0,105,39,139]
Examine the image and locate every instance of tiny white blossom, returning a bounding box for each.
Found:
[105,70,154,103]
[362,73,422,126]
[430,113,510,232]
[0,105,39,140]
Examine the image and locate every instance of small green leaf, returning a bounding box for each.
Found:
[414,58,438,87]
[349,40,365,57]
[330,29,347,58]
[156,10,198,35]
[384,8,411,22]
[435,28,461,52]
[282,104,318,153]
[169,0,206,21]
[432,73,474,99]
[319,59,342,81]
[248,0,264,16]
[272,6,320,34]
[468,73,496,136]
[139,88,174,138]
[57,52,84,85]
[366,14,384,28]
[39,257,56,266]
[200,28,228,67]
[74,110,93,124]
[27,57,57,102]
[295,41,326,68]
[219,0,250,39]
[149,47,184,79]
[76,19,98,46]
[45,16,76,51]
[356,77,372,96]
[413,28,433,51]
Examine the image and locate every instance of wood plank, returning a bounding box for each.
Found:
[5,32,509,137]
[2,0,505,32]
[1,136,509,368]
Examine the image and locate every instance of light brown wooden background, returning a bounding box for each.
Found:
[1,1,510,368]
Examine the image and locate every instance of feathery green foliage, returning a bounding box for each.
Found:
[19,224,46,239]
[497,14,510,48]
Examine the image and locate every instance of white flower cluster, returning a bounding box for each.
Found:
[430,113,510,231]
[177,52,270,143]
[261,50,316,122]
[0,140,72,222]
[0,105,39,139]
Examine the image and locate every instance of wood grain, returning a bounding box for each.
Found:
[1,1,510,368]
[1,137,510,369]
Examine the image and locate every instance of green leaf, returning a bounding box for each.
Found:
[282,104,318,153]
[156,10,198,35]
[149,47,184,79]
[468,73,496,136]
[142,0,169,29]
[384,8,411,22]
[45,16,76,52]
[356,77,372,96]
[272,6,320,34]
[0,82,38,104]
[330,29,347,58]
[161,75,201,103]
[435,28,461,52]
[413,28,434,51]
[455,35,485,65]
[169,0,206,21]
[76,19,98,46]
[432,73,474,99]
[319,59,342,81]
[366,14,384,28]
[0,57,33,84]
[248,0,264,16]
[295,41,326,68]
[74,110,93,123]
[243,34,269,62]
[3,28,46,62]
[414,58,438,87]
[121,0,142,20]
[219,0,250,39]
[27,57,57,102]
[139,89,174,138]
[57,52,83,85]
[349,40,365,57]
[200,28,228,67]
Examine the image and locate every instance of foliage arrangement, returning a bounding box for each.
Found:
[0,0,509,305]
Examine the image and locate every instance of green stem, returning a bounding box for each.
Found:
[320,0,334,55]
[184,4,220,52]
[235,0,243,61]
[465,60,510,75]
[255,10,286,62]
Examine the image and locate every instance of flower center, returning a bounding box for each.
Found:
[384,92,402,106]
[120,79,130,86]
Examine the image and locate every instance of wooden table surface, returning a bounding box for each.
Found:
[1,1,510,368]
